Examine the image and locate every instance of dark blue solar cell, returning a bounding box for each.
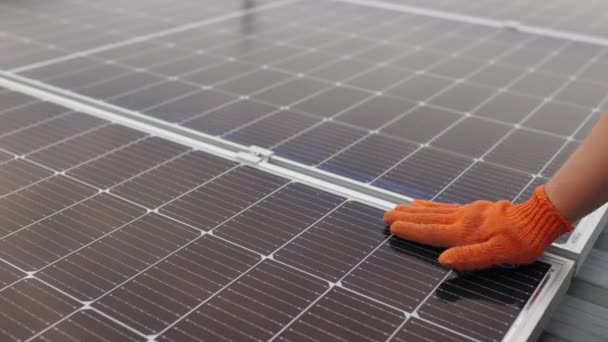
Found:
[523,101,591,136]
[216,69,291,96]
[254,77,330,106]
[436,162,532,204]
[429,82,495,113]
[373,147,472,199]
[382,105,461,143]
[183,60,258,86]
[214,183,345,254]
[225,110,321,148]
[144,89,235,123]
[342,237,448,311]
[486,129,566,173]
[46,64,132,91]
[387,74,452,102]
[0,279,80,341]
[473,91,542,123]
[510,72,567,98]
[309,58,372,82]
[319,134,418,183]
[431,117,511,158]
[554,79,608,108]
[108,81,198,112]
[293,86,371,118]
[348,66,414,92]
[0,151,12,164]
[79,72,165,100]
[335,95,416,129]
[274,122,368,166]
[182,99,278,136]
[274,201,387,281]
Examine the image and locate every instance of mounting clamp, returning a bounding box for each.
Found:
[502,20,522,31]
[236,145,275,165]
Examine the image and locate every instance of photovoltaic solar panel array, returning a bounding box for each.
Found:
[0,87,552,342]
[0,0,601,341]
[15,0,608,206]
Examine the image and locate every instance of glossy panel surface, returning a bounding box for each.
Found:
[15,0,606,207]
[0,0,590,338]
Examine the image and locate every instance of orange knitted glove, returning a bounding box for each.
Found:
[384,186,573,270]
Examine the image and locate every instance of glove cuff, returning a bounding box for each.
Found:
[511,186,574,243]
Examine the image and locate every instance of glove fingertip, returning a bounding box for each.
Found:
[383,211,392,224]
[438,250,458,269]
[384,210,403,225]
[438,247,486,271]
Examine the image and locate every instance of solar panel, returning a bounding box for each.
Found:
[375,0,608,39]
[2,0,605,340]
[13,0,607,213]
[418,263,552,341]
[0,87,566,342]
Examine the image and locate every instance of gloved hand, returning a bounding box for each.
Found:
[384,186,573,270]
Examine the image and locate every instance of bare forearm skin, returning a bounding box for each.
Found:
[546,113,608,222]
